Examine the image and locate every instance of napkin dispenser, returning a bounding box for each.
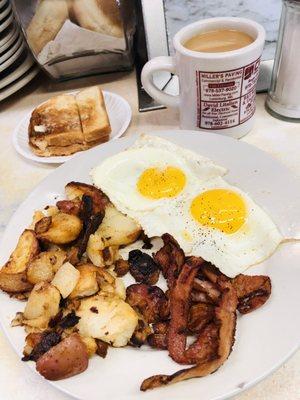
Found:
[12,0,136,80]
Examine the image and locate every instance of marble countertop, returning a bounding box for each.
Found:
[0,70,299,400]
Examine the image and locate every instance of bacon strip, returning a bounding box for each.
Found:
[193,278,221,304]
[140,278,238,391]
[153,233,185,289]
[232,275,271,314]
[187,303,215,334]
[167,256,204,364]
[126,284,169,324]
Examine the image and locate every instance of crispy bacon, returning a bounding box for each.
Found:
[166,257,198,360]
[201,263,224,284]
[148,321,169,350]
[66,181,110,214]
[56,200,81,215]
[232,274,271,314]
[187,303,215,334]
[193,278,221,304]
[153,233,185,289]
[126,284,169,323]
[140,278,238,391]
[167,256,207,365]
[147,333,168,350]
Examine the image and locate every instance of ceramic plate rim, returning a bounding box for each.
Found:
[0,25,20,57]
[0,52,34,89]
[1,131,300,400]
[0,36,25,72]
[12,90,132,164]
[0,64,39,101]
[0,33,22,64]
[0,11,13,33]
[0,20,16,47]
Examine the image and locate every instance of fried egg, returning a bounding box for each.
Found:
[91,135,226,211]
[92,135,283,277]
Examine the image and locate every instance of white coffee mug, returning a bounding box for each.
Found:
[141,17,265,139]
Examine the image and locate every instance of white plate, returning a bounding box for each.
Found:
[13,90,132,164]
[0,10,13,32]
[0,51,34,89]
[1,131,300,400]
[0,0,8,9]
[0,33,22,64]
[0,19,16,47]
[0,23,18,52]
[0,35,25,72]
[0,1,11,21]
[0,64,39,101]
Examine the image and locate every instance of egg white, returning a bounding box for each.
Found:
[91,135,226,212]
[91,135,283,278]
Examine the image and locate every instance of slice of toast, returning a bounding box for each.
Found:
[29,139,104,157]
[76,86,111,144]
[29,94,84,151]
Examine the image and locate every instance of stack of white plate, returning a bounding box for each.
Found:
[0,0,39,101]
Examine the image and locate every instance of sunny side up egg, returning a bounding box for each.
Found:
[91,135,283,278]
[91,135,226,212]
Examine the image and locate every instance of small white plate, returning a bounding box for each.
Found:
[13,90,132,163]
[0,10,13,32]
[0,23,18,52]
[0,1,11,21]
[0,64,39,101]
[0,33,22,64]
[0,52,34,89]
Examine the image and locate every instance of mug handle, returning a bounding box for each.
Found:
[141,56,180,108]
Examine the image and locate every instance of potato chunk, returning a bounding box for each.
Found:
[69,264,99,299]
[27,249,66,284]
[86,205,141,265]
[36,333,88,380]
[65,181,109,213]
[97,205,141,247]
[35,213,82,244]
[0,230,39,293]
[76,293,138,347]
[23,282,60,329]
[51,262,80,298]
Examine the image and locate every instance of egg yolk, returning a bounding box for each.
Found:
[137,166,186,199]
[190,189,246,233]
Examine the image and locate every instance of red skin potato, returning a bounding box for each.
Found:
[36,333,89,380]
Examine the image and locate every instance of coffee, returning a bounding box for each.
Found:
[184,29,254,53]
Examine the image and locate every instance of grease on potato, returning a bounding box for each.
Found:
[96,205,141,247]
[23,282,60,329]
[35,213,82,244]
[0,230,39,293]
[51,262,80,298]
[27,249,66,285]
[76,293,138,347]
[69,264,99,299]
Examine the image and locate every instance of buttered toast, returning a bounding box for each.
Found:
[76,86,111,144]
[28,86,111,157]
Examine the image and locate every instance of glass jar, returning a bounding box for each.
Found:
[266,0,300,121]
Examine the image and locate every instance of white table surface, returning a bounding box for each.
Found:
[0,71,299,400]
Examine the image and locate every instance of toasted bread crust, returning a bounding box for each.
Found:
[76,86,111,144]
[28,87,111,157]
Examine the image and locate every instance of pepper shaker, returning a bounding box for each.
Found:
[266,0,300,121]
